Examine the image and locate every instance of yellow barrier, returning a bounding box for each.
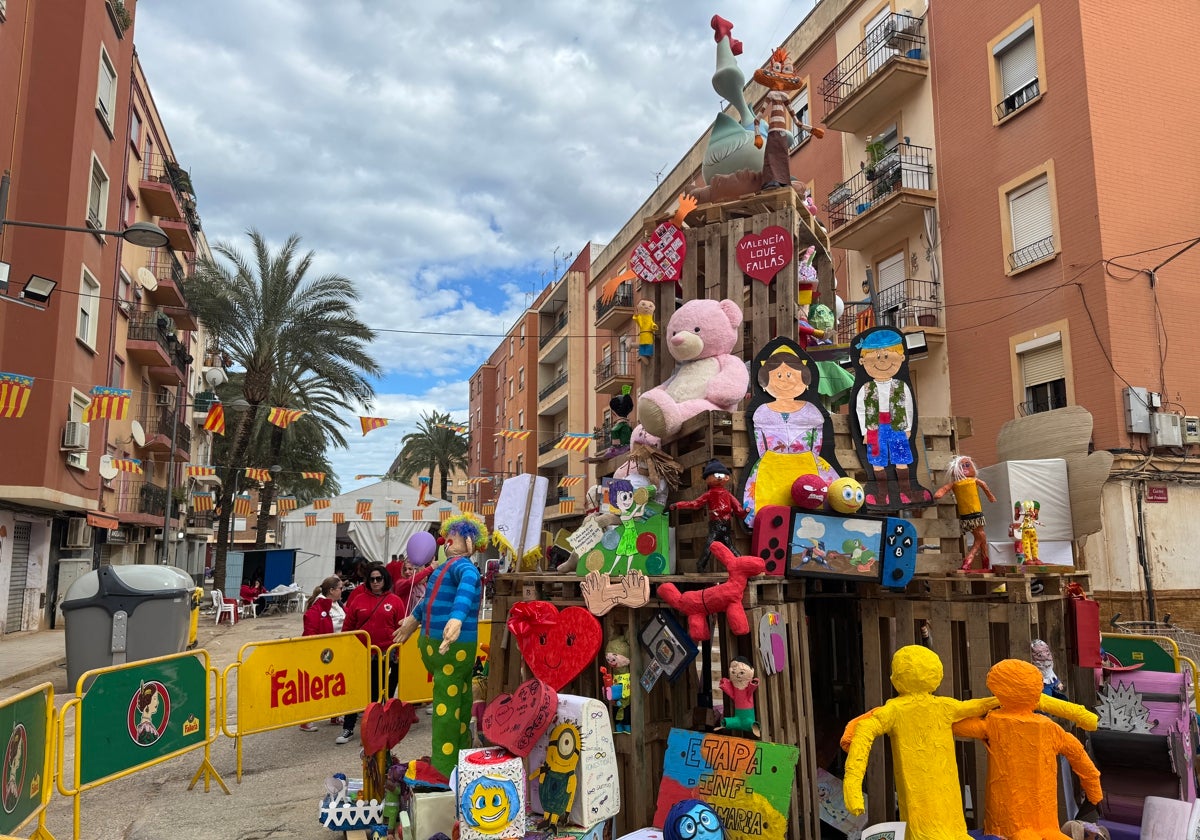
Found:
[390,621,492,704]
[221,630,373,781]
[0,682,55,840]
[56,649,226,840]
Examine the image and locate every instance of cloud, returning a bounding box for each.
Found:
[795,516,826,540]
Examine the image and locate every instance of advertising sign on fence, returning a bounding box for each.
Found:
[0,683,52,837]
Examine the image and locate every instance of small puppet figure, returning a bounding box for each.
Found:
[670,458,747,573]
[932,455,998,573]
[382,763,405,835]
[664,799,725,840]
[535,722,581,832]
[794,246,826,347]
[751,47,806,190]
[395,513,488,782]
[1011,499,1044,565]
[633,299,658,364]
[602,638,632,734]
[718,656,761,737]
[1031,639,1067,699]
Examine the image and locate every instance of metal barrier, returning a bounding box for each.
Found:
[0,682,55,840]
[55,649,227,840]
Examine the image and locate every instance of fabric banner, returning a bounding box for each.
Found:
[245,468,271,482]
[439,509,453,522]
[186,465,216,477]
[386,512,399,528]
[0,372,33,419]
[81,386,132,423]
[559,498,577,515]
[361,512,373,522]
[466,478,490,485]
[494,429,531,440]
[113,458,143,474]
[458,502,475,514]
[434,422,468,434]
[267,407,306,428]
[301,471,325,482]
[554,434,592,452]
[276,496,298,514]
[313,498,331,510]
[558,476,584,487]
[411,509,423,521]
[203,403,225,435]
[482,503,496,516]
[304,513,317,527]
[332,512,346,524]
[355,499,373,515]
[359,416,388,435]
[233,495,253,517]
[190,493,214,511]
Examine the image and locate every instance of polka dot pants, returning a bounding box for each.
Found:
[418,634,476,777]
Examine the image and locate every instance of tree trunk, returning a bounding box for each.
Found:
[212,404,259,589]
[253,425,285,549]
[439,462,450,502]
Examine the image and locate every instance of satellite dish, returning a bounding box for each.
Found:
[136,267,159,291]
[130,421,146,447]
[98,455,119,481]
[203,367,229,388]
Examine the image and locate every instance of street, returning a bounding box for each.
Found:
[5,610,433,840]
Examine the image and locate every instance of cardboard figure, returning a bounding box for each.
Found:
[535,722,581,831]
[932,455,997,573]
[633,300,659,364]
[752,47,804,189]
[671,458,747,573]
[849,327,933,511]
[656,542,766,643]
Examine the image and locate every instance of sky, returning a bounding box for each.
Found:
[135,1,816,493]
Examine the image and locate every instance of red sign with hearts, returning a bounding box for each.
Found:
[736,225,793,284]
[481,678,558,758]
[506,601,602,691]
[630,222,687,285]
[360,698,417,755]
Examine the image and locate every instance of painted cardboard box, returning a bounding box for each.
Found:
[409,790,456,840]
[457,747,526,840]
[526,693,620,828]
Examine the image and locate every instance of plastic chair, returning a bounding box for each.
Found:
[212,589,237,625]
[238,597,257,619]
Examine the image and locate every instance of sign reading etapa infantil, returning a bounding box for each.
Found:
[0,684,51,836]
[655,729,799,840]
[236,632,371,733]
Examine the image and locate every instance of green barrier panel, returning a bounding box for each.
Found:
[0,682,54,840]
[1101,633,1179,672]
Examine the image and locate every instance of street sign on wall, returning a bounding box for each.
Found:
[0,683,52,837]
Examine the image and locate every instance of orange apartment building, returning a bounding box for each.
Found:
[0,0,215,633]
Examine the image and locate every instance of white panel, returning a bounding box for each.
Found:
[978,459,1074,567]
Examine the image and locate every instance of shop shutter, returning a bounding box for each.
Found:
[5,521,32,633]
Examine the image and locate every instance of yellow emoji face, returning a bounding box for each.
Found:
[828,477,865,514]
[460,777,519,834]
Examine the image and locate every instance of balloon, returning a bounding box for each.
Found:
[834,294,845,320]
[406,531,437,567]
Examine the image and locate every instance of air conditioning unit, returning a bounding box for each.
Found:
[127,527,146,544]
[1150,412,1184,448]
[1185,416,1200,445]
[66,452,88,470]
[62,421,90,451]
[64,518,93,549]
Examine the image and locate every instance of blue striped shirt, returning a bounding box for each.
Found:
[414,556,482,642]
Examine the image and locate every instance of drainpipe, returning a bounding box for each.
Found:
[1134,480,1156,623]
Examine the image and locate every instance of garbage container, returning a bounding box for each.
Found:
[61,565,194,689]
[187,586,204,649]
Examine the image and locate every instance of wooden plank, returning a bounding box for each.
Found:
[860,601,887,824]
[1006,603,1034,660]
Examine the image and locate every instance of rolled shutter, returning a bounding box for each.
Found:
[1009,177,1052,251]
[1020,342,1064,387]
[999,31,1038,96]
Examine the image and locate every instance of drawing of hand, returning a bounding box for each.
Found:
[619,570,651,609]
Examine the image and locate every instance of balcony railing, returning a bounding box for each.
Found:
[538,313,568,349]
[129,313,192,377]
[193,391,218,413]
[188,510,215,530]
[152,253,187,288]
[595,351,635,381]
[539,433,565,455]
[995,77,1041,121]
[835,301,877,348]
[595,285,634,320]
[826,142,933,228]
[875,278,942,329]
[1008,235,1056,271]
[821,13,927,112]
[139,400,192,454]
[538,372,568,401]
[114,480,168,518]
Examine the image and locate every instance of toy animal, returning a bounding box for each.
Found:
[637,298,748,440]
[656,541,766,642]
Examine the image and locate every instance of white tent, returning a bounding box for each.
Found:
[279,479,459,594]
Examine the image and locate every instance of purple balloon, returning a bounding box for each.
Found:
[407,531,437,567]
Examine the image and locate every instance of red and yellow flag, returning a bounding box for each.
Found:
[355,499,373,516]
[494,429,531,440]
[304,513,317,527]
[559,498,577,515]
[81,386,131,423]
[276,496,298,514]
[313,498,331,510]
[411,509,423,521]
[385,512,400,528]
[459,502,476,514]
[113,458,143,474]
[332,512,345,524]
[301,471,325,482]
[190,492,215,512]
[558,475,584,487]
[245,468,271,482]
[359,416,388,436]
[267,407,306,429]
[439,509,453,523]
[554,434,592,453]
[186,465,217,477]
[233,494,253,517]
[203,403,225,435]
[482,503,496,516]
[0,373,34,419]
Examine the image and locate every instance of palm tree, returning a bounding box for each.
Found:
[388,411,469,501]
[188,230,380,585]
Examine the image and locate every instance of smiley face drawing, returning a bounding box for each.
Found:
[459,776,520,834]
[2,722,27,815]
[664,799,724,840]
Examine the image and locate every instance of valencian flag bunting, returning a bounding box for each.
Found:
[434,422,469,434]
[558,475,584,487]
[313,498,331,510]
[361,511,373,521]
[355,499,373,515]
[304,513,317,527]
[459,502,475,514]
[554,433,593,453]
[190,492,215,512]
[559,498,577,515]
[267,407,306,429]
[301,471,326,482]
[186,465,217,477]
[411,509,423,521]
[482,503,496,516]
[332,512,345,524]
[359,416,388,436]
[439,509,453,522]
[386,511,400,527]
[466,477,490,485]
[233,494,254,517]
[203,403,226,435]
[0,372,34,419]
[245,468,272,482]
[113,458,144,474]
[276,496,298,514]
[81,386,132,423]
[494,429,531,440]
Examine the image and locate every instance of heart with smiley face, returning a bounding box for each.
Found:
[506,601,602,691]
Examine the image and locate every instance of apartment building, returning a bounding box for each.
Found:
[0,0,213,632]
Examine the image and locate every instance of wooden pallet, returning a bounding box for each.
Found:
[877,569,1091,604]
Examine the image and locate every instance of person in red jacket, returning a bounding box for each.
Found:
[299,575,344,732]
[337,562,404,745]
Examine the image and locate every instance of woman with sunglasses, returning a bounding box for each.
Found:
[337,561,404,745]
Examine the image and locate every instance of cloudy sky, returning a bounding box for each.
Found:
[135,1,815,491]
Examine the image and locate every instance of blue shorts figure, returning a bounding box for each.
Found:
[639,344,654,357]
[867,424,913,468]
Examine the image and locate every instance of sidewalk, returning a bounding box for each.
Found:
[0,626,68,689]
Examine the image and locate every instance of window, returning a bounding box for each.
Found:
[789,86,811,150]
[87,156,110,231]
[1016,334,1066,415]
[69,390,91,470]
[520,324,525,346]
[78,267,101,349]
[518,367,525,389]
[123,187,136,226]
[509,338,514,358]
[96,47,117,130]
[1000,164,1058,273]
[118,269,133,314]
[518,410,524,429]
[130,109,143,154]
[112,357,124,389]
[989,9,1045,123]
[874,250,906,324]
[864,4,898,75]
[508,378,514,399]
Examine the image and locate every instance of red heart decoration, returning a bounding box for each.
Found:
[507,601,602,691]
[360,698,417,755]
[481,677,558,758]
[630,222,686,285]
[736,225,793,284]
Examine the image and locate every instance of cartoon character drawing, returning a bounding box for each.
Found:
[3,722,26,816]
[843,539,877,571]
[535,722,581,831]
[609,480,650,574]
[460,776,521,835]
[130,682,169,746]
[663,799,725,840]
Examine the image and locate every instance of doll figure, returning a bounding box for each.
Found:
[1031,639,1066,699]
[633,299,658,364]
[1011,499,1043,565]
[932,455,997,573]
[671,458,747,573]
[536,722,581,831]
[718,656,760,737]
[602,638,632,734]
[609,479,651,574]
[794,246,826,346]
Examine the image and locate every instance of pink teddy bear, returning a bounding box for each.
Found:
[637,298,748,439]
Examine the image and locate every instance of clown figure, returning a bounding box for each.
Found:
[1011,500,1043,565]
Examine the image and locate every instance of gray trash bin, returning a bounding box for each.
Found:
[61,565,194,689]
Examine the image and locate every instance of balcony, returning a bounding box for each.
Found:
[193,391,218,418]
[826,143,935,251]
[538,372,568,403]
[140,400,192,462]
[1008,235,1056,272]
[595,350,637,394]
[158,218,196,253]
[126,313,174,368]
[114,480,172,527]
[138,152,186,220]
[820,13,929,134]
[187,510,215,534]
[538,433,564,456]
[995,78,1041,122]
[596,284,634,331]
[144,252,189,309]
[875,278,942,330]
[538,312,567,350]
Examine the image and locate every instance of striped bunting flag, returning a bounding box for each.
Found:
[113,458,144,474]
[411,509,423,521]
[245,468,271,482]
[313,498,331,510]
[0,373,34,419]
[494,429,531,440]
[361,511,373,522]
[203,403,225,435]
[359,416,388,436]
[304,513,317,527]
[385,512,400,528]
[458,502,475,514]
[81,386,131,423]
[466,478,490,486]
[554,434,593,453]
[558,475,584,487]
[301,471,326,482]
[233,494,253,517]
[276,496,298,514]
[332,512,346,524]
[558,498,577,515]
[190,492,214,512]
[434,422,469,434]
[439,509,453,522]
[267,407,306,429]
[482,503,496,516]
[186,465,217,477]
[355,499,372,515]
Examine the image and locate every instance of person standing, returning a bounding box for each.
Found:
[299,576,344,732]
[337,562,404,745]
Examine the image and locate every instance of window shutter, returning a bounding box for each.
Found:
[999,32,1038,96]
[877,252,905,293]
[1020,342,1064,387]
[1009,177,1052,251]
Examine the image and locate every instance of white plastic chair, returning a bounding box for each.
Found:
[212,589,237,625]
[238,597,257,619]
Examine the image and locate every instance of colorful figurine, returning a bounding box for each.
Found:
[609,480,651,574]
[826,476,865,514]
[1011,499,1043,565]
[794,246,826,346]
[602,638,632,734]
[1031,639,1066,699]
[633,299,658,364]
[671,458,747,573]
[718,656,760,737]
[656,542,766,643]
[752,47,804,189]
[932,455,998,573]
[535,722,581,832]
[664,799,725,840]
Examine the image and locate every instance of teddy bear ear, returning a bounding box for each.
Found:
[720,299,743,328]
